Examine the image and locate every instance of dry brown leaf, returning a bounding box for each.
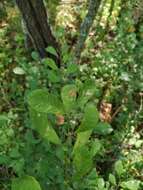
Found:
[56,114,65,125]
[100,101,112,123]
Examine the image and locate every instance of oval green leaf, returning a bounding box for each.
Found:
[28,89,63,114]
[30,109,61,145]
[114,160,124,176]
[77,103,99,132]
[46,46,58,57]
[120,180,140,190]
[42,58,58,70]
[61,84,77,112]
[73,146,93,180]
[12,175,41,190]
[73,130,92,154]
[94,122,113,135]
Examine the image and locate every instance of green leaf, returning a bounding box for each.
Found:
[77,103,99,132]
[120,180,140,190]
[85,169,98,189]
[30,109,61,145]
[120,72,130,82]
[73,146,93,180]
[46,46,58,57]
[44,124,61,145]
[61,84,77,112]
[87,168,98,180]
[30,109,47,135]
[0,115,8,127]
[13,67,25,75]
[97,178,105,189]
[67,63,79,74]
[115,160,124,176]
[12,175,41,190]
[42,58,58,70]
[90,139,101,157]
[109,174,116,185]
[94,122,113,135]
[73,104,99,153]
[31,51,39,61]
[47,70,61,83]
[73,130,92,153]
[78,81,98,108]
[28,89,63,114]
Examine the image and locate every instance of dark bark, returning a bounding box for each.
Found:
[16,0,61,66]
[75,0,102,62]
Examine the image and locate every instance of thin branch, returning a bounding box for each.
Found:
[105,0,115,32]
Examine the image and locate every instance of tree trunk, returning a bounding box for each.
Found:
[75,0,102,62]
[16,0,61,66]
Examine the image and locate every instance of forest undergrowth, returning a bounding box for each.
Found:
[0,0,143,190]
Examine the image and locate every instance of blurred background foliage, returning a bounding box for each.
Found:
[0,0,143,190]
